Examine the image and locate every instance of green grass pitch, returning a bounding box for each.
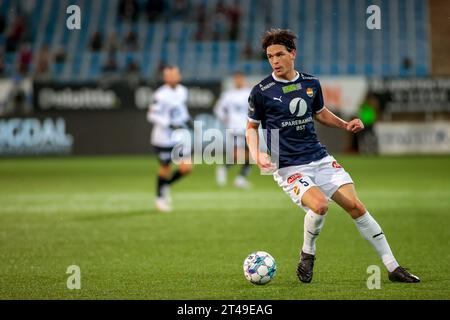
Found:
[0,155,449,299]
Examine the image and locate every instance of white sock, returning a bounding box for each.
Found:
[354,211,399,272]
[302,210,326,255]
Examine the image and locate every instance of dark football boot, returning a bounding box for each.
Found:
[297,251,316,283]
[388,266,420,283]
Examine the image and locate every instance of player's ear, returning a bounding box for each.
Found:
[290,49,297,60]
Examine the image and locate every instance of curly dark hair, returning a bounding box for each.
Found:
[261,28,297,52]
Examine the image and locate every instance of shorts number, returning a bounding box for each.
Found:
[299,179,309,187]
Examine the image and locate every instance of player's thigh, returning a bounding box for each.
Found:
[158,163,172,177]
[273,169,326,214]
[244,143,250,161]
[154,147,172,177]
[232,135,247,163]
[315,155,354,200]
[155,146,172,166]
[234,147,248,163]
[301,186,329,215]
[178,145,193,173]
[331,183,366,218]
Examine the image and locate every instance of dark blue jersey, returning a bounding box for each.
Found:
[248,72,328,168]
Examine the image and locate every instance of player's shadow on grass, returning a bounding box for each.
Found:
[73,210,157,221]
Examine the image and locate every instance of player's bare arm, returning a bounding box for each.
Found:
[245,121,275,171]
[314,107,364,133]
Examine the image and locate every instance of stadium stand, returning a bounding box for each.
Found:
[0,0,431,81]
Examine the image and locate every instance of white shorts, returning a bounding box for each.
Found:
[273,155,353,212]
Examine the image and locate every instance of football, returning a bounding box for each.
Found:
[243,251,277,285]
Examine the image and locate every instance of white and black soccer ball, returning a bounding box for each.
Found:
[243,251,277,285]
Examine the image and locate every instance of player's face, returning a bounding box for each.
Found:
[266,44,296,79]
[233,73,246,88]
[163,68,181,87]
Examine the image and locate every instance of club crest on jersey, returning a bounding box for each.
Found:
[332,161,342,169]
[293,185,300,195]
[287,173,302,184]
[306,88,314,98]
[289,98,307,117]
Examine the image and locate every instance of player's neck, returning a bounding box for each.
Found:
[272,70,299,83]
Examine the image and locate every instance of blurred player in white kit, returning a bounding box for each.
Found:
[214,71,252,188]
[147,65,193,212]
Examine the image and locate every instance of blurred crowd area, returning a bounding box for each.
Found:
[0,0,435,84]
[116,0,243,41]
[0,0,253,82]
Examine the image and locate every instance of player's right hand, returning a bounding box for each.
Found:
[346,118,364,133]
[257,152,277,173]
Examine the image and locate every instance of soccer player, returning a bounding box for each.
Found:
[214,71,252,188]
[147,65,193,212]
[246,29,420,283]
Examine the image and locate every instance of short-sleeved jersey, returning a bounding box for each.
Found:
[248,72,328,168]
[147,84,190,147]
[214,87,251,132]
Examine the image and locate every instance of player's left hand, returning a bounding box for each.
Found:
[346,119,364,133]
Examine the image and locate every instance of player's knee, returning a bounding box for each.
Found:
[310,198,329,215]
[347,200,366,218]
[159,165,171,178]
[158,166,170,177]
[179,164,192,175]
